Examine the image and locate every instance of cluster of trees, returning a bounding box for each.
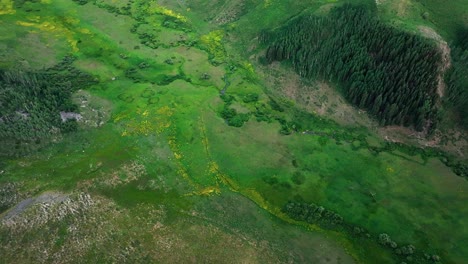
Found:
[219,94,250,127]
[445,26,468,129]
[0,56,95,156]
[72,0,193,50]
[283,201,443,263]
[250,97,301,134]
[283,201,344,227]
[241,90,468,178]
[261,5,442,130]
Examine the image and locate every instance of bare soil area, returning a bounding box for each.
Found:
[260,62,376,128]
[258,61,468,159]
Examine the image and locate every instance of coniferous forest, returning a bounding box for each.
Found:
[446,26,468,129]
[1,1,468,263]
[261,5,442,131]
[0,57,94,156]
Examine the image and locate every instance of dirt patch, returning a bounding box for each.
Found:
[0,191,163,263]
[314,3,337,15]
[259,60,468,159]
[0,192,89,230]
[396,0,410,17]
[378,125,468,158]
[375,27,468,158]
[1,192,68,222]
[260,62,376,127]
[419,26,451,98]
[376,0,411,17]
[72,90,112,128]
[0,189,292,263]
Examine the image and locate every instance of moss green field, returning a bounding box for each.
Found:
[0,0,467,263]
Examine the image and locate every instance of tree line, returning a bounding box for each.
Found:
[0,56,95,156]
[445,26,468,129]
[283,201,442,263]
[260,5,442,131]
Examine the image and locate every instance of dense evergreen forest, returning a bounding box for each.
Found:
[261,5,442,131]
[446,26,468,129]
[0,57,94,156]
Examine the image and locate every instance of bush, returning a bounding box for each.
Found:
[220,107,237,119]
[243,93,259,103]
[291,171,306,185]
[269,99,284,112]
[228,113,250,127]
[220,94,235,105]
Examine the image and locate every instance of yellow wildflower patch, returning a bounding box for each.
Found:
[200,30,226,63]
[113,112,129,123]
[148,2,187,22]
[16,16,85,52]
[168,135,200,190]
[79,28,91,34]
[196,186,221,196]
[0,0,15,15]
[63,16,80,26]
[208,161,219,174]
[216,172,240,191]
[243,61,255,74]
[156,105,173,116]
[118,106,174,137]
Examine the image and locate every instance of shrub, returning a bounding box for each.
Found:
[243,93,259,103]
[291,171,306,185]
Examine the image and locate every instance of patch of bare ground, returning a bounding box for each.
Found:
[72,90,112,128]
[378,27,468,159]
[77,160,171,193]
[0,190,287,263]
[258,60,468,159]
[210,1,246,25]
[378,126,468,158]
[0,191,166,263]
[259,62,376,128]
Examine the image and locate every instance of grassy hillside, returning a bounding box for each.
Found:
[0,0,467,263]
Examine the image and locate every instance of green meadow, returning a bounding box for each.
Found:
[0,0,467,263]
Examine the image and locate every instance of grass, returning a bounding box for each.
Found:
[415,0,468,40]
[0,0,467,263]
[375,0,467,42]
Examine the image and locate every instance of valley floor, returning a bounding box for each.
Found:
[0,0,467,263]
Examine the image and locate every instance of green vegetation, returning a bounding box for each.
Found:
[0,57,95,156]
[0,0,466,263]
[283,201,442,263]
[262,5,441,130]
[415,0,468,40]
[445,26,468,129]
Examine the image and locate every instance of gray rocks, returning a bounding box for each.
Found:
[60,111,82,122]
[1,192,94,230]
